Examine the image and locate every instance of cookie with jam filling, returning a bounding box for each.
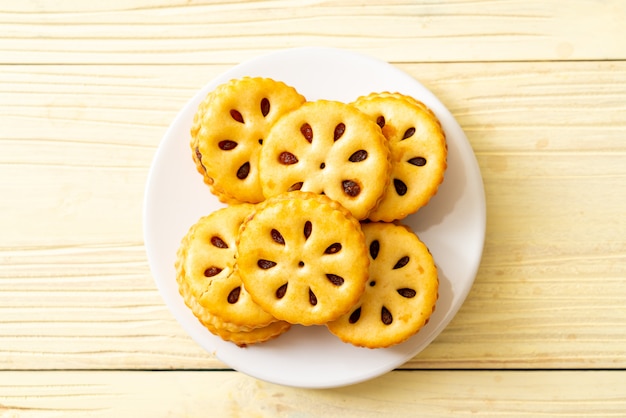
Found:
[191,77,306,204]
[236,191,369,325]
[351,92,447,221]
[259,100,391,220]
[176,203,290,345]
[327,222,438,348]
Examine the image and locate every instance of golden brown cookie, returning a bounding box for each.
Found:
[235,191,370,325]
[202,316,291,347]
[259,100,391,220]
[191,77,306,204]
[363,92,430,112]
[177,267,291,346]
[351,92,447,221]
[175,204,279,332]
[327,222,438,348]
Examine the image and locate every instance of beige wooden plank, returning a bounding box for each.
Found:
[1,370,626,417]
[0,244,220,370]
[0,0,625,64]
[0,64,231,369]
[1,62,625,371]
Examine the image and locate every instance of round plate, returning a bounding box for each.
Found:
[144,47,486,388]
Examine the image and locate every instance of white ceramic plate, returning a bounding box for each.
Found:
[144,47,486,389]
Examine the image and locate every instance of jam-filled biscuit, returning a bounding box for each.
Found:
[235,191,369,325]
[201,315,291,347]
[191,77,306,203]
[327,222,438,348]
[351,93,447,221]
[259,100,391,220]
[177,267,291,346]
[175,204,279,332]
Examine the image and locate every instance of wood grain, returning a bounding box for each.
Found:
[2,61,625,371]
[2,0,626,413]
[1,0,625,64]
[1,370,625,416]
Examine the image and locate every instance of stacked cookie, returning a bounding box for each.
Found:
[176,77,446,348]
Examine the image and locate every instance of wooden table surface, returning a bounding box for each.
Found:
[2,1,626,416]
